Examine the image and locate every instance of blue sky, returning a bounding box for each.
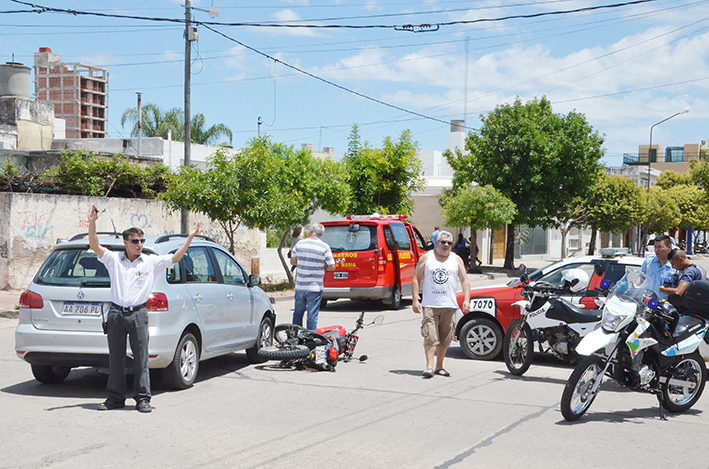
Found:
[2,0,708,168]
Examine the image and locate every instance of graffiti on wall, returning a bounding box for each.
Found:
[130,214,151,230]
[18,210,55,241]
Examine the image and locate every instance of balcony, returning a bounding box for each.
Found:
[623,153,655,165]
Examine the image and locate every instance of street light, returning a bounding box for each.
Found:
[647,108,690,189]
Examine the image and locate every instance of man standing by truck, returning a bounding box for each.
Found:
[412,230,470,378]
[290,223,335,330]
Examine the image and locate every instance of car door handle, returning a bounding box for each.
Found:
[226,293,234,300]
[194,293,203,303]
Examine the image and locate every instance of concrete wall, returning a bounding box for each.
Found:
[0,192,261,290]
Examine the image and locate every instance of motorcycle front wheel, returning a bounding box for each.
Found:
[661,351,707,413]
[561,355,604,421]
[503,319,534,376]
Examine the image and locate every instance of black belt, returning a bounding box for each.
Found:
[111,302,147,314]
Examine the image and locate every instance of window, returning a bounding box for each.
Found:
[389,223,411,250]
[538,263,595,289]
[321,225,377,252]
[182,247,217,283]
[411,226,426,250]
[34,249,110,287]
[213,249,246,285]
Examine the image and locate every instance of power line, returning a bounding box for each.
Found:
[201,24,463,129]
[9,0,659,31]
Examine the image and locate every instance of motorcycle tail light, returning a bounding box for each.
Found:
[328,347,338,362]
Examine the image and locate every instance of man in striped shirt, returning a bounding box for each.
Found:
[290,223,335,330]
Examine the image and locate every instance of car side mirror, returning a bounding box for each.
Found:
[248,274,261,287]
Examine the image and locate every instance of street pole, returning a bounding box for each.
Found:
[181,0,192,234]
[641,108,689,256]
[136,92,142,158]
[647,108,689,190]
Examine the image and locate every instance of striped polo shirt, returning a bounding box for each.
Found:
[292,237,335,292]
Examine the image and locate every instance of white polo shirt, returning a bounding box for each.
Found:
[98,250,174,307]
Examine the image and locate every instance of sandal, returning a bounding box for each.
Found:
[434,368,451,377]
[422,368,434,379]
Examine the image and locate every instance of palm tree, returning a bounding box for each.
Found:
[190,113,233,146]
[121,104,232,146]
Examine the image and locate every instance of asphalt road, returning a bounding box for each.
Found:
[2,280,709,469]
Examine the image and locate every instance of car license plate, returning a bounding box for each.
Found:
[334,272,348,279]
[62,302,103,315]
[313,346,327,364]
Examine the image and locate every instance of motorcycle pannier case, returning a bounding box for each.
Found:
[685,280,709,319]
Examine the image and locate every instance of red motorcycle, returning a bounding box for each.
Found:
[258,312,384,371]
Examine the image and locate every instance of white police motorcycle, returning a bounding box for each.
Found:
[560,271,709,421]
[504,267,609,376]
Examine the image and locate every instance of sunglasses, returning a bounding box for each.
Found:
[129,239,146,245]
[438,240,453,246]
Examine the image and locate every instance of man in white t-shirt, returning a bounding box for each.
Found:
[88,204,199,413]
[412,230,470,379]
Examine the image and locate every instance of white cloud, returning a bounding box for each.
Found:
[266,9,321,37]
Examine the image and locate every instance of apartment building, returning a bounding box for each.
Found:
[34,47,108,139]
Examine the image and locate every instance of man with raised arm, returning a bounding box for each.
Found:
[88,204,199,413]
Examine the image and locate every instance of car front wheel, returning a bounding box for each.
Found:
[459,318,503,360]
[161,332,200,390]
[246,316,274,364]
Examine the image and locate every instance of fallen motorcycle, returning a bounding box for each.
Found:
[560,271,709,421]
[503,266,611,376]
[257,312,384,371]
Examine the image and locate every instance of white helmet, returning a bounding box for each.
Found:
[562,268,589,293]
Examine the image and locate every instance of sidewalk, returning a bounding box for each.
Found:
[0,290,22,317]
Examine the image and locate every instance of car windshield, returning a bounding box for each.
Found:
[506,269,543,286]
[321,224,377,252]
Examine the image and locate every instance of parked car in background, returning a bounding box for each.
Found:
[454,251,644,360]
[646,236,677,253]
[15,233,276,389]
[320,214,429,309]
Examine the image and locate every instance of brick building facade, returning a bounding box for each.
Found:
[33,48,108,139]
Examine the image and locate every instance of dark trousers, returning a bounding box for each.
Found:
[106,305,151,403]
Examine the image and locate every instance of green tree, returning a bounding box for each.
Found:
[644,185,680,236]
[656,170,692,189]
[689,159,709,198]
[43,151,169,197]
[122,104,232,146]
[584,172,646,254]
[447,96,604,268]
[159,137,350,281]
[343,126,425,215]
[439,184,517,271]
[667,184,709,229]
[121,104,182,140]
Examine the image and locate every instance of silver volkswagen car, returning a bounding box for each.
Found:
[15,233,276,389]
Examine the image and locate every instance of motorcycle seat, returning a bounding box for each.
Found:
[547,298,602,324]
[672,314,706,340]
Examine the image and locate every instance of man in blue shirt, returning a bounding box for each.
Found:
[659,249,706,311]
[641,235,677,301]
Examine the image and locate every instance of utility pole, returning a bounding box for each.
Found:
[136,92,142,158]
[182,0,193,233]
